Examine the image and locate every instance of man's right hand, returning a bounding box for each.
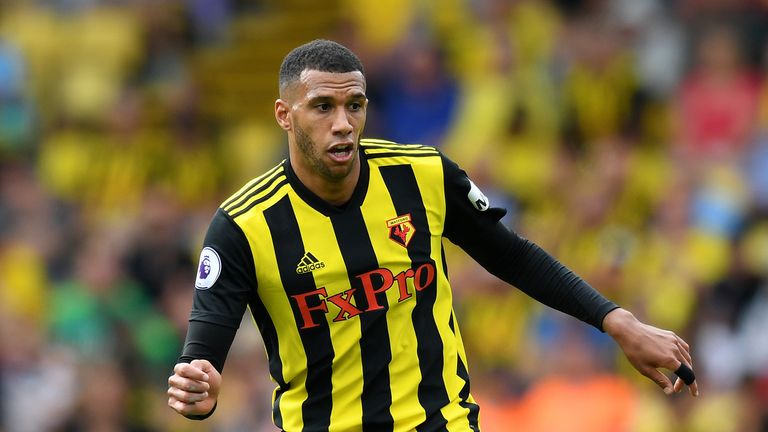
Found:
[168,359,221,419]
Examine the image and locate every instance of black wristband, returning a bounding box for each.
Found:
[674,364,696,385]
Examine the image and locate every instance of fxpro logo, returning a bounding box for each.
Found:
[290,263,436,330]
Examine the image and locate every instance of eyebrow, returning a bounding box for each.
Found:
[306,92,367,104]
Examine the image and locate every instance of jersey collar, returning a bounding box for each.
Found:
[283,148,370,216]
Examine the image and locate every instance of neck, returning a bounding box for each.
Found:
[290,156,361,207]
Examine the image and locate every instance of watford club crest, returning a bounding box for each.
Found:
[386,214,415,248]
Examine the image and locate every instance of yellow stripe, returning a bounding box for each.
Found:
[220,161,283,209]
[222,162,285,212]
[237,206,308,431]
[360,139,435,150]
[360,138,398,145]
[446,307,476,432]
[363,147,439,156]
[290,194,366,431]
[225,171,288,216]
[409,154,476,431]
[361,164,427,430]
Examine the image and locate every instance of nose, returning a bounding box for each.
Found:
[331,109,353,136]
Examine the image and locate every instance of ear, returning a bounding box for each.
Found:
[275,99,292,131]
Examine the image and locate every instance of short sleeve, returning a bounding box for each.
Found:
[189,208,257,329]
[442,153,507,248]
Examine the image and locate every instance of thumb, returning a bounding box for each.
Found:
[644,368,674,395]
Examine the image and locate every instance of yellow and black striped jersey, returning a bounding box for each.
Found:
[184,139,617,431]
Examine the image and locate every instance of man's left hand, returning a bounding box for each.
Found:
[603,308,699,397]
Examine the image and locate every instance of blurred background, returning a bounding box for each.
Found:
[1,0,768,430]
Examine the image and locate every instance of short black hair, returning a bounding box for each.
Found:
[279,39,364,91]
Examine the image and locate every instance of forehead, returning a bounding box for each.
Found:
[297,69,366,99]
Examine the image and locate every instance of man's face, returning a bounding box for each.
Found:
[277,69,368,182]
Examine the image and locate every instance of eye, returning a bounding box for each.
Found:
[316,103,331,112]
[349,102,362,111]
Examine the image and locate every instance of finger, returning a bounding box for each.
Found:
[168,397,184,413]
[689,380,700,397]
[168,375,210,393]
[169,397,198,416]
[642,367,674,395]
[678,346,692,367]
[676,340,693,366]
[676,335,690,352]
[168,386,209,404]
[673,377,684,393]
[174,362,209,381]
[674,362,696,386]
[191,359,215,378]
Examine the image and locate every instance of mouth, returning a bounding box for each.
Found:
[328,142,355,162]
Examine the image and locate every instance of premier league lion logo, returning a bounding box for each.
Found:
[199,255,212,280]
[195,247,221,290]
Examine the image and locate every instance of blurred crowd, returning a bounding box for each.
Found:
[1,0,768,431]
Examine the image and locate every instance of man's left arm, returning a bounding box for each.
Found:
[440,153,698,396]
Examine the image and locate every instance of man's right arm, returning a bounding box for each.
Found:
[168,208,258,419]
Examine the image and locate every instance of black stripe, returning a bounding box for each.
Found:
[365,151,439,160]
[361,143,433,150]
[440,246,449,279]
[331,208,394,431]
[222,163,283,210]
[361,139,431,148]
[229,178,289,219]
[361,138,397,144]
[379,165,449,431]
[306,252,319,263]
[449,314,480,431]
[363,145,438,153]
[225,168,285,213]
[248,292,288,429]
[265,195,334,431]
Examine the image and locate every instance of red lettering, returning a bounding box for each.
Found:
[394,268,414,302]
[291,264,438,331]
[414,264,435,292]
[326,288,363,322]
[356,268,393,311]
[291,287,328,329]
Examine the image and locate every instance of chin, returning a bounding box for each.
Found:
[324,160,357,181]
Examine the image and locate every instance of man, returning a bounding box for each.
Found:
[168,39,698,431]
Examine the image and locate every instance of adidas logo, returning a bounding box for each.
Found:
[296,252,325,274]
